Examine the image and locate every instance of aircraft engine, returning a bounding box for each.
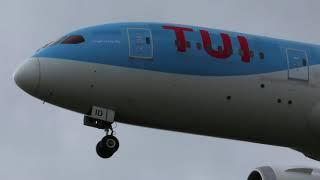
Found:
[247,166,320,180]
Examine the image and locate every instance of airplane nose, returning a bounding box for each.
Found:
[14,58,40,96]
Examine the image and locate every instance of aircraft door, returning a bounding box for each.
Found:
[286,49,309,81]
[127,28,153,60]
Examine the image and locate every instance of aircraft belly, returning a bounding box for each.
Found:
[38,58,320,149]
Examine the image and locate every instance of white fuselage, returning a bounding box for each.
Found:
[31,57,320,159]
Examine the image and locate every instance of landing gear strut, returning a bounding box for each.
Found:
[84,107,119,159]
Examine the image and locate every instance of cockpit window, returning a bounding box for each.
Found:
[42,41,54,48]
[41,36,66,49]
[39,35,85,51]
[55,36,68,44]
[61,35,85,44]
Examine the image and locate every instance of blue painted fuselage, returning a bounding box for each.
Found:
[33,22,320,77]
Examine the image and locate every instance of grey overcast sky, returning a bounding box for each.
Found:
[2,0,320,179]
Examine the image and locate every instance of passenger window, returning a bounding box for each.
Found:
[228,47,233,55]
[250,51,254,58]
[146,37,151,44]
[259,52,265,59]
[186,41,191,48]
[62,35,85,44]
[196,42,202,50]
[302,59,307,66]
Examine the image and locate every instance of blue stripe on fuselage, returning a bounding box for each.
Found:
[32,22,320,76]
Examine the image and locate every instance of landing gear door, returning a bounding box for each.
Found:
[127,28,153,60]
[286,49,309,81]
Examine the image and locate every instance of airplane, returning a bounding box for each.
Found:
[14,22,320,180]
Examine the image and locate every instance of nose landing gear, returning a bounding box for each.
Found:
[84,107,119,159]
[96,126,120,158]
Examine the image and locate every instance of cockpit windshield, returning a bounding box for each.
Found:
[61,35,85,44]
[41,35,85,49]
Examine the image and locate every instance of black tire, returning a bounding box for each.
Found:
[101,135,120,153]
[96,141,113,159]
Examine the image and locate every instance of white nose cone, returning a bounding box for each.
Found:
[14,58,40,96]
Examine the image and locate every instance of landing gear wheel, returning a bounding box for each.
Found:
[96,135,120,159]
[101,135,120,153]
[96,141,113,159]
